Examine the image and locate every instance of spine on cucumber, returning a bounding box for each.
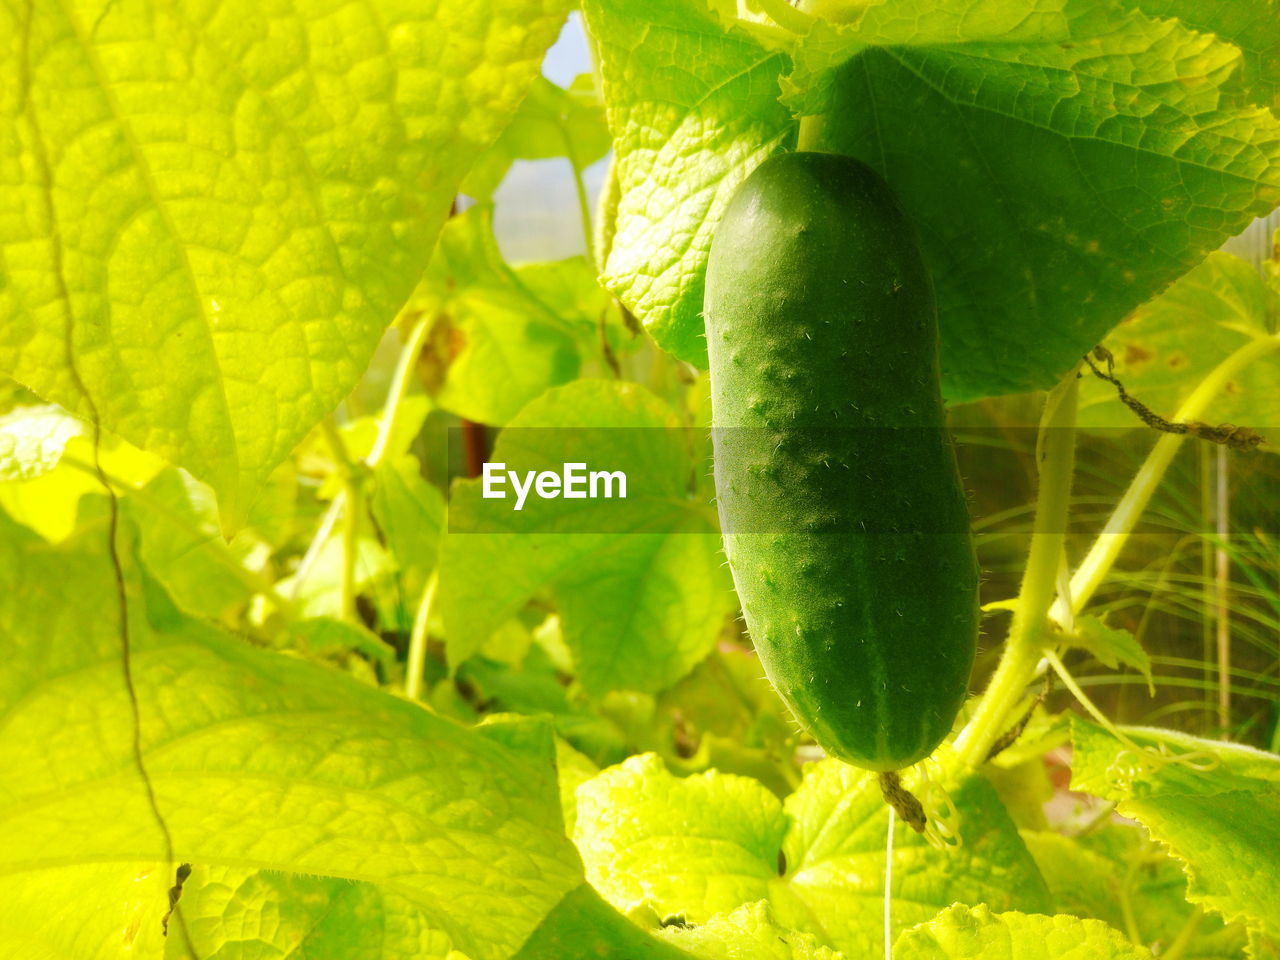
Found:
[705,151,978,772]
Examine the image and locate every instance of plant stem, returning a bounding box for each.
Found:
[321,417,360,623]
[296,315,433,603]
[565,141,596,272]
[292,494,343,599]
[1200,445,1214,724]
[797,113,826,152]
[1049,332,1280,626]
[1118,855,1145,945]
[1215,445,1231,733]
[1160,906,1204,960]
[956,368,1079,766]
[367,313,433,470]
[793,0,829,152]
[405,570,440,701]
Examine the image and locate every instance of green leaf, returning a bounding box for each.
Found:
[370,453,446,589]
[1069,718,1280,801]
[169,865,459,960]
[0,510,583,960]
[1127,793,1280,941]
[415,207,584,424]
[288,616,396,664]
[1067,615,1155,695]
[0,862,170,960]
[659,901,845,959]
[1023,825,1250,960]
[275,532,393,619]
[0,0,570,521]
[1070,719,1280,939]
[580,0,795,366]
[815,8,1280,402]
[463,74,612,199]
[895,903,1152,960]
[515,256,624,352]
[781,758,1053,956]
[1078,251,1280,446]
[440,379,731,696]
[513,883,696,960]
[127,468,258,619]
[1124,0,1280,104]
[574,754,789,920]
[1251,929,1280,960]
[583,0,1280,402]
[571,752,1051,957]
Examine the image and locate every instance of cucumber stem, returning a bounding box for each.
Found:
[797,113,827,152]
[956,367,1079,766]
[794,0,827,152]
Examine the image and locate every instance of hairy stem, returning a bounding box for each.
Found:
[957,368,1079,766]
[1050,332,1280,626]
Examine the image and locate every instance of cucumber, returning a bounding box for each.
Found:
[704,152,978,771]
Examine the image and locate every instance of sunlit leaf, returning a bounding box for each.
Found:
[0,0,570,521]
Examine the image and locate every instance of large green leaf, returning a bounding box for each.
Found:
[0,862,171,960]
[781,757,1052,955]
[514,883,697,960]
[895,904,1151,960]
[580,0,796,365]
[170,866,459,960]
[0,509,583,960]
[440,380,731,696]
[582,0,1280,402]
[0,0,570,521]
[659,902,845,959]
[571,753,1051,957]
[1024,825,1250,960]
[1124,0,1280,104]
[1069,719,1280,940]
[575,754,789,920]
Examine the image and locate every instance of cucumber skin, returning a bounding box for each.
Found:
[705,152,978,772]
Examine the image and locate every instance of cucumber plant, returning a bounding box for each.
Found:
[2,2,1279,960]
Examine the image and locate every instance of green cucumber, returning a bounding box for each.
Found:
[705,151,978,771]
